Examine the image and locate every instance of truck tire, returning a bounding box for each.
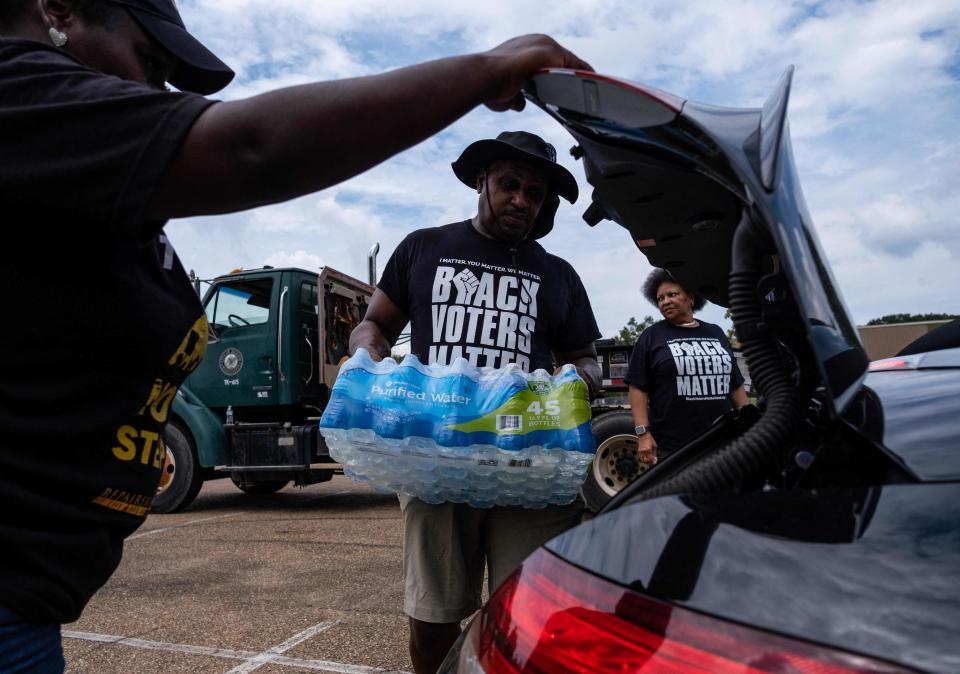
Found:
[231,479,288,495]
[581,410,653,512]
[151,420,204,514]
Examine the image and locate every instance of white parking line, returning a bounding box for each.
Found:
[127,512,244,541]
[62,630,409,674]
[63,630,258,658]
[307,489,356,502]
[224,620,339,674]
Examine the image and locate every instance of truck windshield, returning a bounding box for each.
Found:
[205,278,273,331]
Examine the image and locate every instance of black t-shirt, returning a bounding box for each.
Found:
[0,39,213,623]
[625,320,744,453]
[378,221,600,371]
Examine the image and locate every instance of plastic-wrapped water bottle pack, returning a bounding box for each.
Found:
[319,349,595,509]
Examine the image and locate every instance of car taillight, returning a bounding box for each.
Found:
[528,69,684,129]
[869,359,911,371]
[561,69,686,112]
[451,548,915,674]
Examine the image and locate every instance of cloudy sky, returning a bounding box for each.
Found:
[166,0,960,339]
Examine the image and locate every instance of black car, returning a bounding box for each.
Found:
[440,68,960,674]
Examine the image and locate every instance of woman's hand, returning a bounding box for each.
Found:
[481,34,593,112]
[636,432,658,466]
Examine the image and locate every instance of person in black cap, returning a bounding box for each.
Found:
[350,131,601,674]
[0,1,592,669]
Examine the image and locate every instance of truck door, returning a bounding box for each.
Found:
[190,275,278,407]
[294,278,325,405]
[317,267,375,391]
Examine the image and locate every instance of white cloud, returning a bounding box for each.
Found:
[264,249,326,270]
[166,0,960,335]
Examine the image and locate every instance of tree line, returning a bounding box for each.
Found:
[614,312,958,346]
[865,313,957,326]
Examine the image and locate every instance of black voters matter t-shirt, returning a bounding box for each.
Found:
[378,221,600,371]
[625,320,744,453]
[0,38,213,624]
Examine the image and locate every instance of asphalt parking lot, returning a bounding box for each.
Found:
[63,476,415,674]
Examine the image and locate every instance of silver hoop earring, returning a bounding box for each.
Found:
[48,27,68,47]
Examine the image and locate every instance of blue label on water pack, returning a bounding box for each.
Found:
[320,349,595,454]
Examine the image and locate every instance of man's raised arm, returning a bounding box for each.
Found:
[148,35,592,219]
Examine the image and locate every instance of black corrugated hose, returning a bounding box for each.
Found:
[632,219,803,500]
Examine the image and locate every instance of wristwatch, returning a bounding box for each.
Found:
[635,424,648,436]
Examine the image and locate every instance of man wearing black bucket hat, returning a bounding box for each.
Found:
[350,131,601,674]
[0,0,592,668]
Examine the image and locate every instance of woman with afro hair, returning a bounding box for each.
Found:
[624,268,748,464]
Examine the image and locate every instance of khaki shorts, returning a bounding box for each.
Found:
[399,494,584,624]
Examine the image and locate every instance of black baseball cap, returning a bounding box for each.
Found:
[451,131,579,239]
[106,0,234,94]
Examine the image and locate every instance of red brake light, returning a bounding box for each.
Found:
[869,360,911,371]
[529,70,683,130]
[463,548,914,674]
[537,68,686,113]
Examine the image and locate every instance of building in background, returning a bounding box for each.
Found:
[858,320,953,361]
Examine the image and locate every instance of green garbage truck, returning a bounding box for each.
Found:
[153,264,375,512]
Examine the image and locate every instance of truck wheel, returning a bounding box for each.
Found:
[231,479,288,495]
[151,421,204,514]
[581,410,653,512]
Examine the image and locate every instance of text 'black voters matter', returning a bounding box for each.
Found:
[667,338,734,400]
[429,261,540,370]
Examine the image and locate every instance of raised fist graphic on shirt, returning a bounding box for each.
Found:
[452,268,480,304]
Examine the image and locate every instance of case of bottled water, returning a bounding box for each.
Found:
[319,349,594,508]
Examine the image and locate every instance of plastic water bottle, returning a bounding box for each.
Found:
[319,349,594,508]
[225,405,234,425]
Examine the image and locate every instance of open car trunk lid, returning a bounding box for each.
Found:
[524,68,869,416]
